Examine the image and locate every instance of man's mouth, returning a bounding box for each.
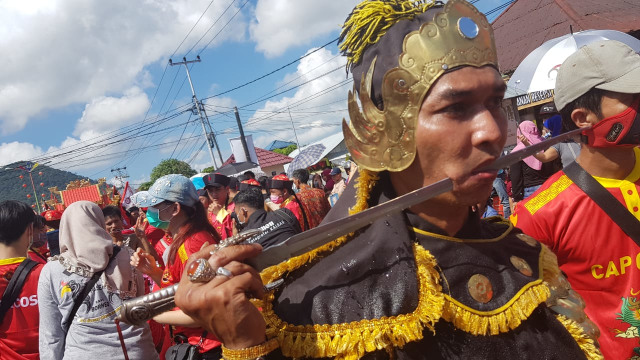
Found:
[470,157,499,176]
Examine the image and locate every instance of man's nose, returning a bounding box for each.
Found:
[472,108,506,151]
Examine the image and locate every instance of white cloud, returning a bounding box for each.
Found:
[246,47,349,148]
[74,87,150,137]
[0,0,248,135]
[250,0,359,58]
[0,142,44,166]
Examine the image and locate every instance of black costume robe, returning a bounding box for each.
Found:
[258,171,600,359]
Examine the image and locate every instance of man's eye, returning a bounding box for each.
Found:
[443,103,466,114]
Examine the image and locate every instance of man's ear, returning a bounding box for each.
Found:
[571,108,593,129]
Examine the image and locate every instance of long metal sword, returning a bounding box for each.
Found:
[117,127,584,325]
[246,127,584,271]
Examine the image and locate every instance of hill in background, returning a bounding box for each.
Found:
[0,162,93,207]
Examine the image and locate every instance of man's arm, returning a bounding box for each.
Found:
[533,147,560,163]
[153,309,199,327]
[510,161,524,202]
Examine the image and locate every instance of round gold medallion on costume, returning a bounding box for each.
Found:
[516,233,538,247]
[510,255,533,276]
[467,274,493,303]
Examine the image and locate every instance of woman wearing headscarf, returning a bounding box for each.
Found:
[37,201,158,360]
[509,121,558,207]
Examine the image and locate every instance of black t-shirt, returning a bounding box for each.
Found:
[244,209,301,249]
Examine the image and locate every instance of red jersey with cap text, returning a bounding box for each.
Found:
[512,147,640,360]
[0,257,43,360]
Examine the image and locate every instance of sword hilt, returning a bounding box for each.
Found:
[118,284,178,326]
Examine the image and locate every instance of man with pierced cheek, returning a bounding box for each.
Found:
[175,1,601,359]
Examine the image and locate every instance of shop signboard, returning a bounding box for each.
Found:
[516,89,554,109]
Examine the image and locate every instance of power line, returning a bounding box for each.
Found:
[171,0,217,58]
[196,0,250,56]
[185,0,239,56]
[201,37,339,101]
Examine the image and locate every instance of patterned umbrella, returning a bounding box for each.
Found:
[287,144,326,176]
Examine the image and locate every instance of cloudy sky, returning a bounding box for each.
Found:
[0,0,508,187]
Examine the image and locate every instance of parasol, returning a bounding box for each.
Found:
[506,30,640,103]
[287,144,326,176]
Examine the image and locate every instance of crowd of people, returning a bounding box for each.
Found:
[0,167,339,359]
[2,0,640,359]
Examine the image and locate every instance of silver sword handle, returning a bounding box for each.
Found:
[117,284,178,326]
[117,228,264,326]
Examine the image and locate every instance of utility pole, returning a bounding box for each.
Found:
[110,166,129,189]
[169,56,220,168]
[200,103,224,165]
[234,107,251,162]
[288,107,301,151]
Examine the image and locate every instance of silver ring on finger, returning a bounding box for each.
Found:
[188,258,216,283]
[216,266,233,279]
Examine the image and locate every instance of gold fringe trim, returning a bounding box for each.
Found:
[339,0,436,68]
[260,169,379,284]
[540,243,560,283]
[555,315,604,360]
[258,169,444,359]
[441,282,550,336]
[260,244,443,360]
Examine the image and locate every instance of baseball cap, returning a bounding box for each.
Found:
[132,174,199,208]
[554,40,640,111]
[203,173,230,188]
[330,167,341,176]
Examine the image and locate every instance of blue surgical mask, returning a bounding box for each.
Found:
[146,208,170,230]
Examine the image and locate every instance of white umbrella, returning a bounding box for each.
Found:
[506,30,640,100]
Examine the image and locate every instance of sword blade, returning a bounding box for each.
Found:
[482,127,584,171]
[246,178,453,271]
[248,128,586,272]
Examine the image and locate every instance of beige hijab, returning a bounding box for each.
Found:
[59,201,139,298]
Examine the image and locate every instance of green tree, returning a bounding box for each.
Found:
[273,144,298,156]
[138,181,154,191]
[149,159,197,183]
[202,166,215,173]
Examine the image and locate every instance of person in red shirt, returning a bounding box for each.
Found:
[512,40,640,359]
[269,174,308,230]
[0,200,43,360]
[291,169,330,229]
[203,173,234,240]
[131,174,222,359]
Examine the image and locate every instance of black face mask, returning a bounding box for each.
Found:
[231,211,245,232]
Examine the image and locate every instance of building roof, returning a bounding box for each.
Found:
[222,147,293,168]
[60,185,105,206]
[265,140,296,151]
[493,0,640,73]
